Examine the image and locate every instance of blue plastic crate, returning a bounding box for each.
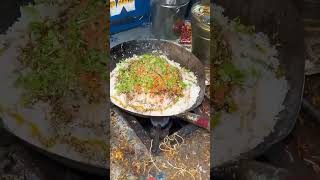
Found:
[110,0,150,34]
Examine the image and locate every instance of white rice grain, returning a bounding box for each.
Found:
[110,54,200,116]
[212,5,289,166]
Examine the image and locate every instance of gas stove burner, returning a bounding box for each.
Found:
[150,117,170,127]
[114,108,199,155]
[150,117,172,154]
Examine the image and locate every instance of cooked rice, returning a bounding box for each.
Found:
[212,5,289,166]
[0,2,108,167]
[110,54,200,116]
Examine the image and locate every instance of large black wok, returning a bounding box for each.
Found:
[213,0,305,171]
[110,39,206,118]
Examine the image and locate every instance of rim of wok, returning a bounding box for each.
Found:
[212,0,305,170]
[0,127,107,176]
[110,39,206,117]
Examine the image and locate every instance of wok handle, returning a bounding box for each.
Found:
[176,112,210,131]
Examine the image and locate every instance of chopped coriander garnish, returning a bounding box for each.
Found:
[15,0,107,108]
[217,62,246,85]
[116,54,186,96]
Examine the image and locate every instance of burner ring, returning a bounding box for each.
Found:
[150,117,170,128]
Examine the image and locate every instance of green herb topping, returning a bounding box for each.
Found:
[115,54,187,96]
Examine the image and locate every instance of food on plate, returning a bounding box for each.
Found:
[110,54,200,116]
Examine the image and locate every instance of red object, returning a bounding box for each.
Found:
[148,177,156,180]
[196,117,209,129]
[179,22,192,45]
